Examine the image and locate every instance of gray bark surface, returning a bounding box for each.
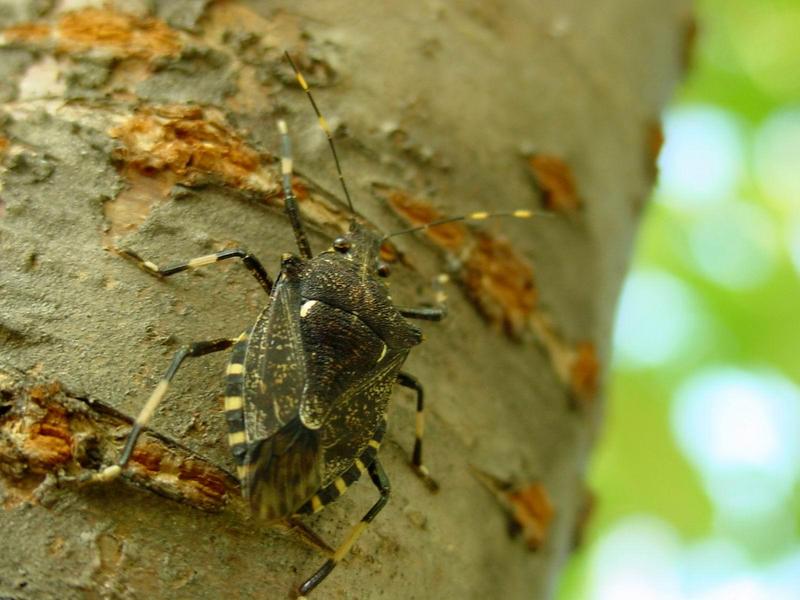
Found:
[0,1,688,598]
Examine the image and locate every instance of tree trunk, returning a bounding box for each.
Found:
[0,1,688,598]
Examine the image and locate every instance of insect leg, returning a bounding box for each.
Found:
[398,273,449,322]
[396,372,439,492]
[297,460,391,597]
[397,306,445,321]
[120,248,273,294]
[277,119,313,259]
[90,338,235,482]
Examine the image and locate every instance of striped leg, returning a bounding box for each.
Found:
[119,248,273,294]
[90,338,235,482]
[396,372,439,492]
[398,274,449,322]
[297,460,391,598]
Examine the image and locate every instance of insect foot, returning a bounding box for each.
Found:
[84,464,122,483]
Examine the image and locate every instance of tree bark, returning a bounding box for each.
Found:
[0,1,688,598]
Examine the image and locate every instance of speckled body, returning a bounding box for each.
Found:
[223,221,422,521]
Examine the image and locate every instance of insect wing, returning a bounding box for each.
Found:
[318,351,406,485]
[241,273,323,519]
[245,416,322,521]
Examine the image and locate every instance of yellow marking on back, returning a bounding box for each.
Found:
[470,211,490,220]
[311,495,323,512]
[368,439,380,449]
[378,343,387,362]
[513,209,533,218]
[334,478,348,494]
[228,431,246,446]
[300,300,318,318]
[236,465,250,480]
[224,396,243,411]
[354,459,366,473]
[226,363,244,375]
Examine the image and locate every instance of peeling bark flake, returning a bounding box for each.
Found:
[463,232,537,339]
[569,341,600,408]
[0,372,238,513]
[529,313,600,408]
[379,185,537,339]
[526,154,582,213]
[471,466,555,551]
[57,8,181,60]
[109,106,262,187]
[645,120,665,181]
[381,187,468,251]
[2,22,51,42]
[507,483,555,551]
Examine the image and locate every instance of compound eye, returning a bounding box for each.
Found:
[377,263,391,278]
[333,237,351,253]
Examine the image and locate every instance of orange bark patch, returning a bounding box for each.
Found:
[110,106,262,187]
[2,22,51,41]
[379,186,537,339]
[529,313,601,408]
[382,188,467,251]
[106,106,267,244]
[646,121,665,162]
[645,120,665,180]
[125,441,232,511]
[178,460,229,507]
[471,466,555,551]
[526,154,582,213]
[0,373,240,512]
[570,341,600,408]
[463,232,537,338]
[379,241,401,264]
[22,391,73,469]
[508,482,556,551]
[131,442,164,474]
[0,136,8,178]
[57,8,180,60]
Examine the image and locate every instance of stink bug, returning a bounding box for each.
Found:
[89,53,539,596]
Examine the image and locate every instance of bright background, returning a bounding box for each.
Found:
[557,0,800,598]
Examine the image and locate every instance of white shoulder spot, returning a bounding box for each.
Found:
[300,300,318,318]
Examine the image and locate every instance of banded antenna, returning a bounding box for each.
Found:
[285,52,355,214]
